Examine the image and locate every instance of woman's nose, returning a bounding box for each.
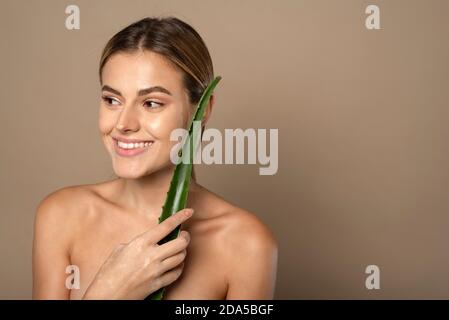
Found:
[115,104,140,132]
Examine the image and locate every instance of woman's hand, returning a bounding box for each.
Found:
[82,208,194,300]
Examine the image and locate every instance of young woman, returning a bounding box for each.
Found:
[32,16,278,300]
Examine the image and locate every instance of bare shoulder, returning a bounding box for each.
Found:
[194,185,278,298]
[34,184,104,241]
[194,184,278,255]
[36,184,99,217]
[193,185,278,298]
[223,206,278,255]
[32,183,110,299]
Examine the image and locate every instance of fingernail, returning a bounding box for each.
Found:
[184,208,194,217]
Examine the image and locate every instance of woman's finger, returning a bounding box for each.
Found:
[144,209,194,244]
[159,249,187,272]
[155,230,190,260]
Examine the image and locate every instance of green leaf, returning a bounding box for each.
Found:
[146,76,222,300]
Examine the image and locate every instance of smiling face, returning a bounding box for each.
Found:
[99,50,193,179]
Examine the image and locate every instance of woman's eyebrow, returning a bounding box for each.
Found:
[102,85,122,96]
[101,85,172,97]
[138,86,172,96]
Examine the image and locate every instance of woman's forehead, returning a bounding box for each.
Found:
[101,51,184,97]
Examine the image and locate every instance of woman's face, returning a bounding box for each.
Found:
[99,50,192,179]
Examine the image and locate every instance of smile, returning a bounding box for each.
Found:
[112,137,154,157]
[117,140,153,149]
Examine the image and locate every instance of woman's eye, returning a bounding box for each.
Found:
[144,100,164,109]
[102,96,120,106]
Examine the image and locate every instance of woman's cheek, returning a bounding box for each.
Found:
[146,111,185,142]
[98,107,117,134]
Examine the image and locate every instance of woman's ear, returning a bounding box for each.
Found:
[202,94,215,126]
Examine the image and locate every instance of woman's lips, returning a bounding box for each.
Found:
[113,138,154,157]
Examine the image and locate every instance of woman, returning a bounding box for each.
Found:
[32,16,278,300]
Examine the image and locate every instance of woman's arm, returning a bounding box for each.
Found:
[32,192,73,299]
[224,211,278,299]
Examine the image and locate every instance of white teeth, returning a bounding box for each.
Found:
[117,140,153,149]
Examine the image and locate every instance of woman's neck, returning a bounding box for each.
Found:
[115,165,199,220]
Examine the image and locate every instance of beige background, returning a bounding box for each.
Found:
[1,0,449,299]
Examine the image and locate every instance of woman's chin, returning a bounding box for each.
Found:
[112,165,151,179]
[113,172,139,179]
[110,158,173,179]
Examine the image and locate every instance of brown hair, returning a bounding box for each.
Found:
[99,16,215,180]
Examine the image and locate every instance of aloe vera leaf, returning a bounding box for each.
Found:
[146,76,222,300]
